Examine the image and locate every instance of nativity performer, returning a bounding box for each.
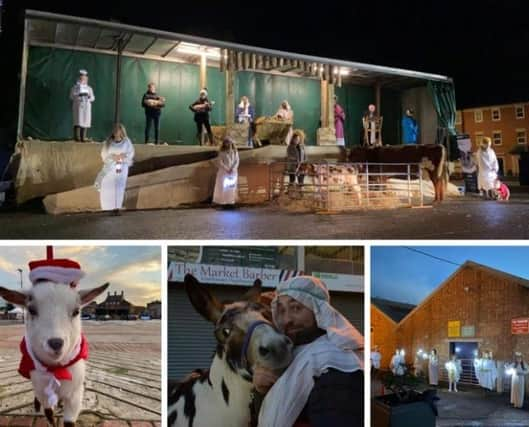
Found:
[235,95,256,147]
[275,100,294,144]
[334,95,346,146]
[189,88,215,145]
[477,136,499,200]
[70,69,95,142]
[362,104,382,146]
[445,354,462,392]
[390,349,406,376]
[95,123,135,216]
[505,352,529,409]
[212,138,240,208]
[428,348,439,386]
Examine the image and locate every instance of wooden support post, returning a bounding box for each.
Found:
[226,68,235,125]
[321,79,328,127]
[328,83,335,131]
[200,54,207,89]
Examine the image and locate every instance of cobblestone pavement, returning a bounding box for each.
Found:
[0,321,160,427]
[2,193,529,239]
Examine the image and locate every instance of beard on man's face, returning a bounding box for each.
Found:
[285,324,325,346]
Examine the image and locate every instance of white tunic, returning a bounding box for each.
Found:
[70,82,95,128]
[213,150,239,205]
[96,138,135,211]
[390,354,405,376]
[371,351,381,369]
[445,359,462,382]
[480,358,498,391]
[477,147,499,191]
[428,355,439,385]
[474,358,484,386]
[507,363,529,408]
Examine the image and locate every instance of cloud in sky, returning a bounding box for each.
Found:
[0,246,161,306]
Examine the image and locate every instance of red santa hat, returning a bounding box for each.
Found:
[28,247,85,287]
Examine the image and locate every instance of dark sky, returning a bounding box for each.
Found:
[1,0,528,128]
[372,246,529,305]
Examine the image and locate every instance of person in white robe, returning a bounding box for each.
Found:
[69,69,95,142]
[474,353,484,387]
[275,100,294,144]
[480,351,498,391]
[212,138,239,207]
[414,351,424,376]
[390,349,406,376]
[445,354,462,392]
[95,123,135,215]
[371,346,382,371]
[505,352,529,408]
[477,136,499,199]
[428,349,439,386]
[254,275,364,427]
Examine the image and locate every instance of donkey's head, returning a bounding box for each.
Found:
[184,273,293,378]
[0,282,108,365]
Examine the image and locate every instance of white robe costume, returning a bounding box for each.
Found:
[428,354,439,385]
[95,138,135,211]
[480,358,498,391]
[70,82,95,128]
[371,351,381,369]
[213,149,240,205]
[390,353,405,376]
[258,276,364,427]
[276,104,294,144]
[446,359,462,383]
[506,362,529,408]
[477,146,499,191]
[474,357,484,386]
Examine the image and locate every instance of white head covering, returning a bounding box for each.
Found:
[272,275,364,350]
[199,88,208,97]
[79,69,88,76]
[260,276,363,427]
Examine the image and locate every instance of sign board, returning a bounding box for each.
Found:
[512,318,529,335]
[461,325,475,337]
[448,320,461,338]
[167,262,362,292]
[201,247,278,269]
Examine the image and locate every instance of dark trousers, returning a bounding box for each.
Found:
[74,126,88,142]
[289,174,305,185]
[195,119,213,144]
[145,114,160,144]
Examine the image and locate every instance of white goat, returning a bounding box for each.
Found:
[0,281,108,426]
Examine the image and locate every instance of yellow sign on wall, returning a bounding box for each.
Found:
[448,321,461,337]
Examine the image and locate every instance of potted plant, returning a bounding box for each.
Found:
[372,368,439,427]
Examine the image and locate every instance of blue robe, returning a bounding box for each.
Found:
[402,116,418,144]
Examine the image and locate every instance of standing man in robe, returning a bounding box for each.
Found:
[70,69,95,142]
[428,348,439,386]
[334,95,346,147]
[506,352,529,409]
[402,109,419,144]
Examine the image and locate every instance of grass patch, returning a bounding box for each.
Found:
[105,367,129,375]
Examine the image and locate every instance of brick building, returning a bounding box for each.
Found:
[96,291,144,319]
[147,300,162,319]
[371,298,414,369]
[393,261,529,373]
[456,103,529,176]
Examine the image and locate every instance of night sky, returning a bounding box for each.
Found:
[372,246,529,305]
[1,0,528,128]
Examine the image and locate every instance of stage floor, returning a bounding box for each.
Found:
[1,192,529,239]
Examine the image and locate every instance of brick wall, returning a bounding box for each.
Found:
[371,305,397,369]
[396,264,529,365]
[456,103,529,175]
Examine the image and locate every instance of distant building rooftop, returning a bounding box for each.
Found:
[372,298,415,323]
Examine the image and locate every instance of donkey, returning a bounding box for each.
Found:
[168,273,293,427]
[0,282,109,426]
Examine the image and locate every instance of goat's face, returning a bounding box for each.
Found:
[0,282,109,365]
[184,274,293,377]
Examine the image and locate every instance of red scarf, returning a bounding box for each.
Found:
[18,334,89,380]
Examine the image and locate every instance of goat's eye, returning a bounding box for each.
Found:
[222,328,231,337]
[72,308,80,317]
[28,306,37,316]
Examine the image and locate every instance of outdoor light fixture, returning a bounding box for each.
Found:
[176,43,221,59]
[422,353,429,360]
[455,347,461,353]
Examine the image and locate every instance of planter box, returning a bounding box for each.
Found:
[372,394,436,427]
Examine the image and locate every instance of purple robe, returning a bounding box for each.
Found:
[334,104,345,139]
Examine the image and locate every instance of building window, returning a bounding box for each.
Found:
[515,105,525,119]
[474,110,483,123]
[474,132,484,146]
[455,111,462,125]
[491,108,501,121]
[517,129,527,145]
[492,131,502,145]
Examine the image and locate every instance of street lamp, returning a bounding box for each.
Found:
[16,268,23,322]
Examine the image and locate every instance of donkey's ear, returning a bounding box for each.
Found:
[242,278,262,303]
[0,287,27,306]
[79,283,110,306]
[184,274,223,323]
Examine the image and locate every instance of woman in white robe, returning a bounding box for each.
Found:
[390,349,405,376]
[275,100,294,145]
[506,352,529,408]
[474,355,484,387]
[95,123,135,215]
[481,352,498,391]
[428,349,439,386]
[477,137,499,199]
[69,69,95,142]
[212,138,239,207]
[445,354,462,392]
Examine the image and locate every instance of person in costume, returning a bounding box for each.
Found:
[371,346,382,371]
[142,82,165,144]
[402,109,419,144]
[212,137,239,208]
[189,88,214,145]
[477,136,499,199]
[428,348,439,386]
[95,123,135,216]
[390,349,406,376]
[286,130,307,188]
[334,95,346,147]
[275,100,294,144]
[69,69,95,142]
[253,276,364,427]
[505,352,529,408]
[445,353,462,392]
[235,95,256,147]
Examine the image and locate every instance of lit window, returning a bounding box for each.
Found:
[491,108,501,121]
[492,131,502,145]
[517,129,527,145]
[475,132,484,145]
[515,105,525,119]
[474,110,483,123]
